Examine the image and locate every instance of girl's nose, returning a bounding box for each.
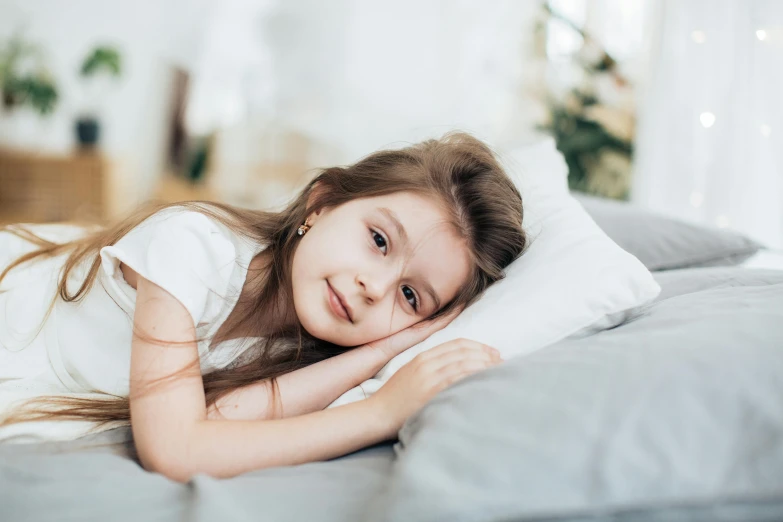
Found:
[356,271,395,303]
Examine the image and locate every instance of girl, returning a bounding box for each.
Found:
[0,131,526,481]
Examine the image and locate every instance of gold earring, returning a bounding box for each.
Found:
[297,218,311,236]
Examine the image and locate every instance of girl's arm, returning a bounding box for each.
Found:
[208,300,460,422]
[130,275,395,482]
[207,342,389,421]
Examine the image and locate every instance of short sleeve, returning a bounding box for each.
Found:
[99,209,238,328]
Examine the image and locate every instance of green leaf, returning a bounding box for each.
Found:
[81,46,122,77]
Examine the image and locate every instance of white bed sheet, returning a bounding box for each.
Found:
[741,249,783,270]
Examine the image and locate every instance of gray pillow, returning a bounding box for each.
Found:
[371,273,783,522]
[573,193,763,271]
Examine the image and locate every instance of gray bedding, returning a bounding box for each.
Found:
[2,266,783,522]
[573,193,764,271]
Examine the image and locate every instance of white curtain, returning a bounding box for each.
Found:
[632,0,783,248]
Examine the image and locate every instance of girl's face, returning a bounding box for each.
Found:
[291,191,472,346]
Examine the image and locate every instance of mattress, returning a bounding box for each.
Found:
[2,263,783,522]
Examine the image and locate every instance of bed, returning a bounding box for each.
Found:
[2,195,782,522]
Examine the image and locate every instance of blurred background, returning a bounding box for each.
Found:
[0,0,781,248]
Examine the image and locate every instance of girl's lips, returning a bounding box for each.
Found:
[326,281,352,323]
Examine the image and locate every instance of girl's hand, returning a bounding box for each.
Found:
[367,338,503,438]
[364,306,464,361]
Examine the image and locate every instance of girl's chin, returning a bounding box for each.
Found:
[294,296,389,347]
[297,313,363,347]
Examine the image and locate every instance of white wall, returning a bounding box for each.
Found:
[263,0,544,161]
[191,0,546,208]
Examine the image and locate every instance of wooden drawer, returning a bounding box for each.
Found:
[0,148,106,225]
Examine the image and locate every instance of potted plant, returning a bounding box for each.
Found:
[534,4,636,201]
[0,33,59,149]
[75,45,122,148]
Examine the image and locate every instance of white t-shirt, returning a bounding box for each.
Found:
[0,208,264,397]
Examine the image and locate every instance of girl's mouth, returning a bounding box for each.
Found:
[326,280,353,323]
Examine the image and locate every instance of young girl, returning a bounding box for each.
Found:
[0,131,526,481]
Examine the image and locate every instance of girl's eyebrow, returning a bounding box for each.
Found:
[378,207,408,246]
[421,280,441,311]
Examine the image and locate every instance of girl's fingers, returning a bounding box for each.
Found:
[407,307,463,340]
[377,307,466,355]
[434,359,496,390]
[424,346,500,372]
[418,338,500,361]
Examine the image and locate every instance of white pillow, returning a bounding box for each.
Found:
[328,137,660,408]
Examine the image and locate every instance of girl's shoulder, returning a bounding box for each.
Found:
[99,207,262,329]
[129,206,232,242]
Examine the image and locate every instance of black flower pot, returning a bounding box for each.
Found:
[76,117,100,148]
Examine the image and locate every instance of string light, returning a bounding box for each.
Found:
[690,192,704,208]
[756,29,767,41]
[761,124,772,137]
[691,30,706,43]
[700,112,716,128]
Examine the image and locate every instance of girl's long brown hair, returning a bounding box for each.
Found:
[0,131,527,431]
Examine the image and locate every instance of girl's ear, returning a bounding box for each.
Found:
[305,181,328,222]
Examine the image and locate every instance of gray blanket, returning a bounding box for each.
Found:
[2,266,783,522]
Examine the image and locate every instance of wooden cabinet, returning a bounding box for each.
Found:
[0,148,107,225]
[153,172,219,204]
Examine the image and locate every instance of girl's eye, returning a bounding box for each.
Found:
[371,229,388,254]
[401,285,419,311]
